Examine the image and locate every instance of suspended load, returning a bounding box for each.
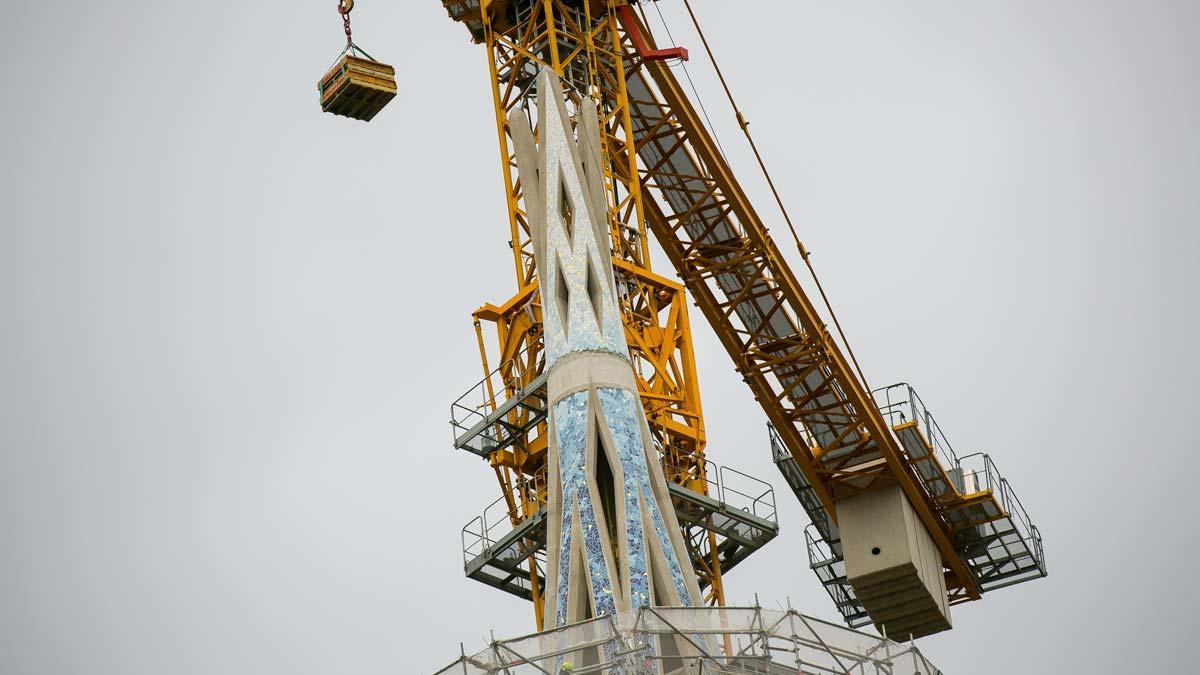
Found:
[318,1,396,122]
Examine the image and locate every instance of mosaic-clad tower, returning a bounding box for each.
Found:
[510,68,703,630]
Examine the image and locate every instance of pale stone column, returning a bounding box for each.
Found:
[509,68,703,634]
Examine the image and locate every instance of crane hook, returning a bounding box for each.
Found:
[338,0,353,13]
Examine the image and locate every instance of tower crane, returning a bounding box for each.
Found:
[319,0,1047,641]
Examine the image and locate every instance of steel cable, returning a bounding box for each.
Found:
[679,0,873,392]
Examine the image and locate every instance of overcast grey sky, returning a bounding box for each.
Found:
[1,1,1197,673]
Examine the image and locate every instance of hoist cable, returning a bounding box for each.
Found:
[680,0,873,391]
[641,1,729,163]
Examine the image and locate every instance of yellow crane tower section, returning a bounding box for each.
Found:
[449,0,732,628]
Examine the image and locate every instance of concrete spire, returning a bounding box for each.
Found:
[509,68,703,633]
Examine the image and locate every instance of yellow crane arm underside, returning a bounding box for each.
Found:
[614,10,979,599]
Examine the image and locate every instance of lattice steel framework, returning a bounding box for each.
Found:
[608,7,1004,602]
[444,0,1046,628]
[447,0,722,628]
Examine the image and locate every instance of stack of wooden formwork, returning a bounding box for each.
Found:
[318,54,397,122]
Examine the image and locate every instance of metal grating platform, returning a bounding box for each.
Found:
[773,383,1047,627]
[460,462,779,602]
[451,369,548,458]
[452,354,780,604]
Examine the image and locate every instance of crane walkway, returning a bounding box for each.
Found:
[615,8,1049,607]
[452,358,779,602]
[460,464,779,602]
[451,370,549,458]
[772,384,1046,626]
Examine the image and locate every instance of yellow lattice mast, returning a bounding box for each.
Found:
[457,0,721,625]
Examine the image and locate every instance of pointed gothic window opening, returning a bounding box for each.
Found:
[649,551,686,667]
[594,418,622,592]
[577,583,603,665]
[559,175,574,247]
[554,253,571,340]
[581,587,594,620]
[571,533,593,620]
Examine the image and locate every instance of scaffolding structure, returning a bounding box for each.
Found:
[457,436,779,604]
[435,605,944,674]
[453,342,780,606]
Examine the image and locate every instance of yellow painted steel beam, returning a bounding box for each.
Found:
[465,0,725,619]
[614,9,980,600]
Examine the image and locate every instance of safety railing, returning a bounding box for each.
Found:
[804,522,838,568]
[873,382,962,478]
[875,387,1042,546]
[803,523,873,627]
[449,338,546,456]
[659,445,777,525]
[436,605,946,674]
[957,452,1046,574]
[461,480,546,567]
[718,465,777,524]
[461,456,775,566]
[657,446,720,497]
[793,384,1046,607]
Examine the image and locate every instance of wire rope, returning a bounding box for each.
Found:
[634,1,730,163]
[679,0,873,391]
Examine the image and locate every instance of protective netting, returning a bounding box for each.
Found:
[435,606,943,674]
